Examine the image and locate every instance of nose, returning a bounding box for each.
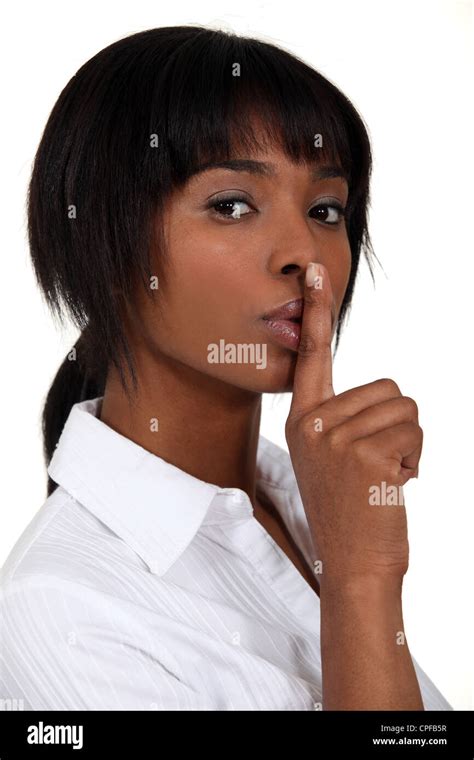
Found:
[266,215,331,278]
[266,227,341,333]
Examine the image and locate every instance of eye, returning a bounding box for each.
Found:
[310,202,346,226]
[208,195,254,220]
[206,195,347,225]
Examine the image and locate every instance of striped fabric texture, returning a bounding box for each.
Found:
[0,397,452,710]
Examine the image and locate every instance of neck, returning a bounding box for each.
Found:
[99,350,263,506]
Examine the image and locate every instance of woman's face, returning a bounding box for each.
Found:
[130,143,351,393]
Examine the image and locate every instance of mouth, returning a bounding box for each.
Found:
[259,296,336,353]
[262,297,337,326]
[260,298,303,352]
[260,318,301,352]
[261,297,303,322]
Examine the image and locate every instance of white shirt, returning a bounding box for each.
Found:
[0,397,451,711]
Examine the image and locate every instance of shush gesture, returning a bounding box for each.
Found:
[286,261,422,587]
[286,261,424,710]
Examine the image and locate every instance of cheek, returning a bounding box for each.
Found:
[169,227,250,316]
[332,242,352,308]
[149,239,251,357]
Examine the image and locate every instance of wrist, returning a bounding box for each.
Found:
[319,573,406,650]
[319,573,404,604]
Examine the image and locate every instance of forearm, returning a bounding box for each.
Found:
[319,576,424,710]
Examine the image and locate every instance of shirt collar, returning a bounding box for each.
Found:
[47,396,300,576]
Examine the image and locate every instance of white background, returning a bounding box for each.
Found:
[0,0,472,710]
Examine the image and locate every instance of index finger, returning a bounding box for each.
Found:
[289,261,336,418]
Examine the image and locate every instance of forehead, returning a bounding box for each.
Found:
[187,156,348,184]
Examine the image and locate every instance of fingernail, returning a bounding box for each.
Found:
[306,262,322,289]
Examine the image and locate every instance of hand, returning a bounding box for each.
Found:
[285,262,423,588]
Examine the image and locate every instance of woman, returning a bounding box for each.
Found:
[0,25,451,710]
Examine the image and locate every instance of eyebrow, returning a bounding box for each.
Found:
[188,159,349,183]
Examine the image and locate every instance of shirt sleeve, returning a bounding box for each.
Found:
[0,575,216,711]
[410,656,453,711]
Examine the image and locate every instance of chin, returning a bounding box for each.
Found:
[231,362,296,394]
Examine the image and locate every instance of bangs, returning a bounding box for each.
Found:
[29,25,374,447]
[145,30,372,299]
[154,32,365,212]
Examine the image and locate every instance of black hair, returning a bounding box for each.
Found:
[27,25,377,497]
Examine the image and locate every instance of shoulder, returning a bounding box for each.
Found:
[1,486,72,585]
[0,484,132,687]
[0,490,215,710]
[1,485,145,592]
[0,489,131,708]
[0,482,152,655]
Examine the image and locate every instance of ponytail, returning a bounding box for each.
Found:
[43,328,107,497]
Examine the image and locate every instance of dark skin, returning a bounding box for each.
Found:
[100,137,424,708]
[101,142,350,599]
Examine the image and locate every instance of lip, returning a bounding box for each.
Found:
[261,298,303,321]
[260,317,301,351]
[259,296,338,352]
[260,298,303,352]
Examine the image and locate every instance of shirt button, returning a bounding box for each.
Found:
[231,491,244,504]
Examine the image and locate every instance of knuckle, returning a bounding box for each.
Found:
[387,460,402,479]
[407,420,421,437]
[400,396,419,419]
[301,412,320,442]
[377,377,401,396]
[286,411,325,445]
[325,425,346,452]
[387,462,404,485]
[351,437,372,463]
